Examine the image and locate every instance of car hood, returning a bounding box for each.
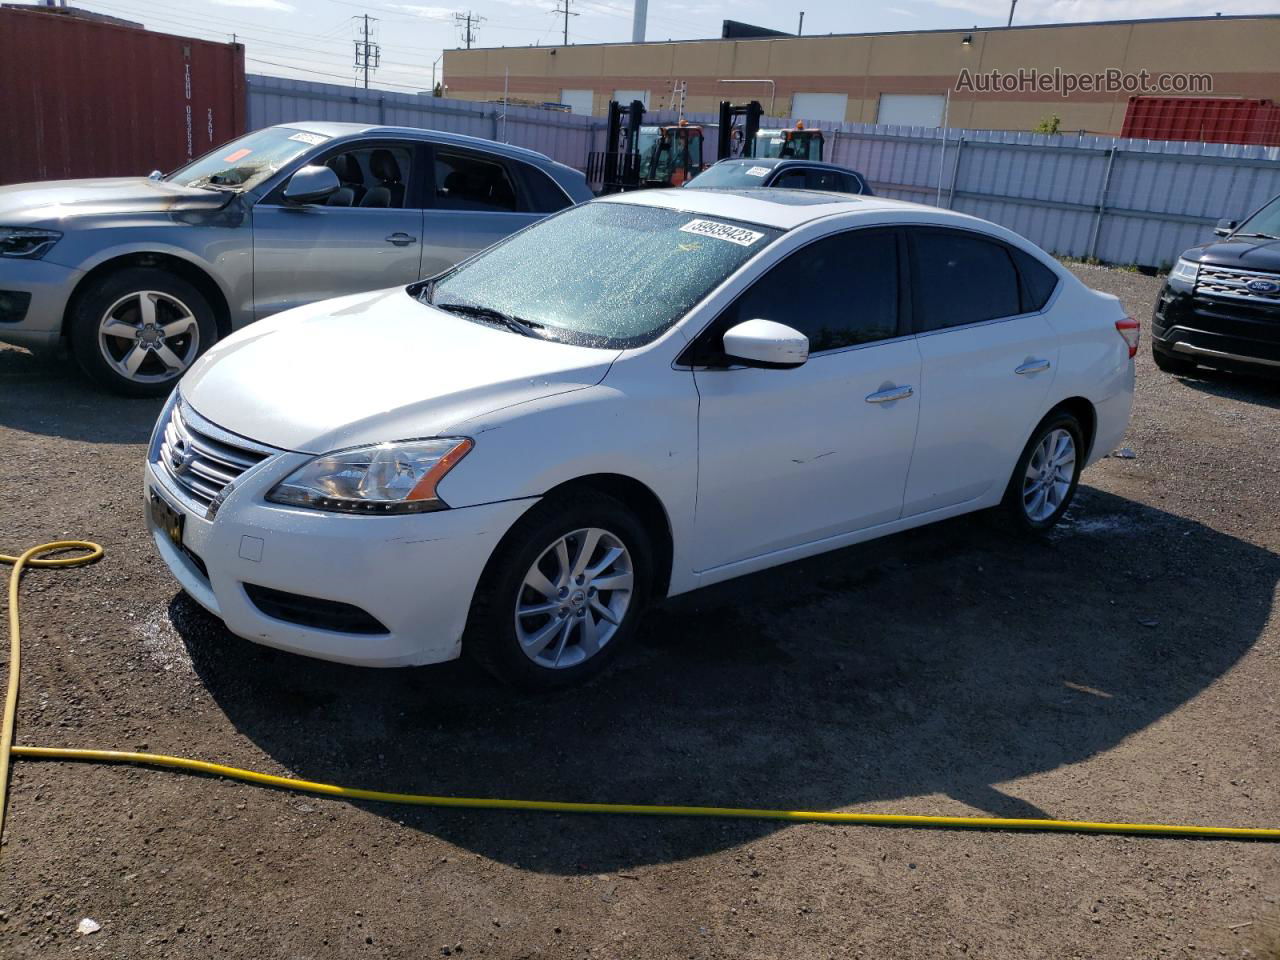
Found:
[0,176,231,226]
[1184,236,1280,273]
[180,288,620,454]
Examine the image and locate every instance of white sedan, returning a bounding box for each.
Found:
[144,188,1137,689]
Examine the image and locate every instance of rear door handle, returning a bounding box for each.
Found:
[865,385,914,404]
[1015,358,1051,375]
[385,232,417,246]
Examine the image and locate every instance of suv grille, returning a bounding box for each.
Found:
[1195,265,1280,306]
[157,402,275,513]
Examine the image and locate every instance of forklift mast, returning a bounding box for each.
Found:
[716,100,764,161]
[601,99,646,191]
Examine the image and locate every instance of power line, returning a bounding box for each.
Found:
[354,14,381,90]
[454,10,485,50]
[552,0,579,45]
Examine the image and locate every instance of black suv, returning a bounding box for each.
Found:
[1152,194,1280,377]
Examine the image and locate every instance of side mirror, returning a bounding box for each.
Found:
[283,165,340,205]
[722,319,809,369]
[1214,218,1238,237]
[148,169,164,181]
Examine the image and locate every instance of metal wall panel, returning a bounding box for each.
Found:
[245,78,1280,268]
[0,8,245,185]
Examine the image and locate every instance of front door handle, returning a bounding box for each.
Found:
[385,232,418,246]
[1015,358,1051,375]
[865,384,914,404]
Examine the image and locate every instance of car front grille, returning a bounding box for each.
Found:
[1195,265,1280,306]
[156,402,276,514]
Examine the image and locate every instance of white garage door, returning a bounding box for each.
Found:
[877,94,947,128]
[790,92,848,124]
[560,89,594,115]
[613,89,650,108]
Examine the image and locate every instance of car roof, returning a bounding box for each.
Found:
[274,121,561,167]
[598,187,938,231]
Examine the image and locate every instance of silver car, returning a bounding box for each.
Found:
[0,122,593,395]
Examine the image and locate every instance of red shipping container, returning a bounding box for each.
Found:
[0,7,245,185]
[1121,96,1280,147]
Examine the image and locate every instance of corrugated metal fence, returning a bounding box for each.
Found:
[248,76,1280,269]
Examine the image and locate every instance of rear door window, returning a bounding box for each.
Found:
[909,228,1023,332]
[433,150,520,212]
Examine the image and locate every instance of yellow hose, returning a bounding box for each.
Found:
[4,541,1279,846]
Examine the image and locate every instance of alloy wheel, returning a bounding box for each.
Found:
[1022,427,1076,522]
[97,290,201,384]
[514,527,634,670]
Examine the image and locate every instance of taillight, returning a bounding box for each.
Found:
[1115,316,1140,358]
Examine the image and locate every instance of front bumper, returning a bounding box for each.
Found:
[0,255,82,352]
[144,452,535,667]
[1152,281,1280,376]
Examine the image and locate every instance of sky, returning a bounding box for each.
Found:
[37,0,1280,93]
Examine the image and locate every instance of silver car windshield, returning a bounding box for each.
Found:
[685,163,775,189]
[166,127,329,191]
[424,202,782,348]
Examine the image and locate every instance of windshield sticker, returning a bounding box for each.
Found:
[746,166,770,177]
[221,148,252,163]
[680,219,765,247]
[288,131,329,145]
[770,137,784,144]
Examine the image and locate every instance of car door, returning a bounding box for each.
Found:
[419,147,558,278]
[250,140,425,319]
[901,227,1060,517]
[688,228,923,572]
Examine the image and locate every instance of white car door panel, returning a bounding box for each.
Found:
[693,338,923,570]
[901,227,1061,517]
[688,227,921,572]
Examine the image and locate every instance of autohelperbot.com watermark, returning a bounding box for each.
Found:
[956,67,1213,98]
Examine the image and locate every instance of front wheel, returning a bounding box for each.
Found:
[464,491,653,690]
[1152,344,1197,377]
[1001,411,1084,533]
[68,267,217,397]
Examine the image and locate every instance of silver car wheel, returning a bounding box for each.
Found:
[514,527,634,670]
[97,290,200,384]
[1022,427,1076,522]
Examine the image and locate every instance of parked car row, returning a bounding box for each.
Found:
[6,121,1274,690]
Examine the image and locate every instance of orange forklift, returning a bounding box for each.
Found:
[589,100,705,193]
[716,100,826,162]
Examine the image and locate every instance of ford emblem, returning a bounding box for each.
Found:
[1246,277,1279,294]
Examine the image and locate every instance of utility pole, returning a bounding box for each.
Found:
[1006,0,1017,26]
[353,14,380,89]
[797,11,804,35]
[454,11,485,50]
[552,0,578,45]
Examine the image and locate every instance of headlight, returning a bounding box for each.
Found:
[1170,257,1199,286]
[0,227,62,259]
[266,438,473,515]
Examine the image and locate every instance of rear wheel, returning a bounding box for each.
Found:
[464,491,653,690]
[69,267,217,397]
[1152,344,1197,377]
[1002,411,1084,533]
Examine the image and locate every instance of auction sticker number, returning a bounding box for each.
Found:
[679,219,765,247]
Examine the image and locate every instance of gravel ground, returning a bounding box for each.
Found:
[0,264,1277,959]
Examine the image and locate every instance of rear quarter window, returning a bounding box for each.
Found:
[1011,247,1060,312]
[516,162,575,213]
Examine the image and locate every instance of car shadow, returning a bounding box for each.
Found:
[172,486,1277,874]
[1171,366,1280,410]
[0,345,163,443]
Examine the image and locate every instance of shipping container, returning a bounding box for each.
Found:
[1121,96,1280,147]
[0,7,246,185]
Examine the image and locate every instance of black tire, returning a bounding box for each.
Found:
[1001,410,1085,534]
[68,267,218,397]
[1152,344,1197,377]
[464,490,654,690]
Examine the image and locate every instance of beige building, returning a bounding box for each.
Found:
[442,15,1280,135]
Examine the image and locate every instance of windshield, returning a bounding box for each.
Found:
[165,127,329,191]
[424,202,782,348]
[756,131,822,160]
[1234,195,1280,238]
[686,162,774,189]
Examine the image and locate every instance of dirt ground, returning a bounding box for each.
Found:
[0,264,1277,959]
